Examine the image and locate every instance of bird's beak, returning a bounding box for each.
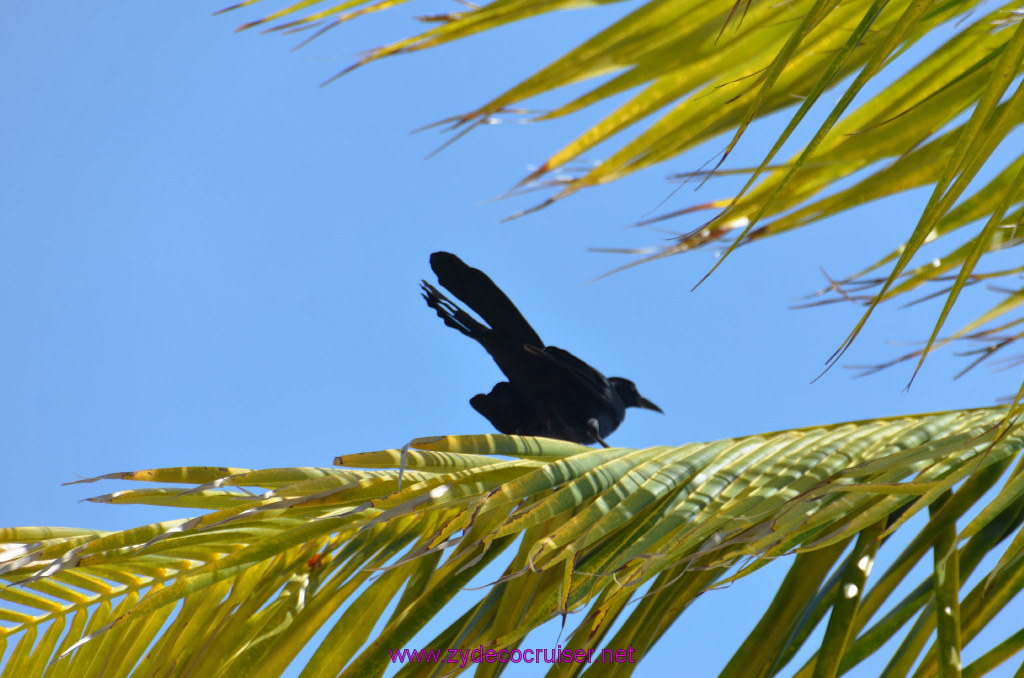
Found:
[637,396,663,414]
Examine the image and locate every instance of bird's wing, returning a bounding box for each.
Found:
[526,345,611,395]
[430,251,545,348]
[470,382,536,435]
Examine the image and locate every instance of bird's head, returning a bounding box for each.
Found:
[610,378,663,413]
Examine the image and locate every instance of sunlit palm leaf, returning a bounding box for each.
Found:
[220,0,1024,384]
[3,408,1024,675]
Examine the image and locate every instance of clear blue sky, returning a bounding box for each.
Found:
[2,2,1021,676]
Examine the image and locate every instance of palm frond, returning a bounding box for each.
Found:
[3,409,1024,675]
[219,0,1024,385]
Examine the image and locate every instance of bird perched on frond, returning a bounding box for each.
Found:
[421,251,662,447]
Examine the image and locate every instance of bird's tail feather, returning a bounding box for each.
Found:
[429,252,544,348]
[421,281,489,341]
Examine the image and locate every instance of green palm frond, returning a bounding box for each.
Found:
[220,0,1024,384]
[4,408,1024,675]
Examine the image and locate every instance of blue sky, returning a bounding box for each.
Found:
[2,2,1022,676]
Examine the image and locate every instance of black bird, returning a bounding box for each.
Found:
[421,251,662,446]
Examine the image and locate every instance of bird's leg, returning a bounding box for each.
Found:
[587,418,610,448]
